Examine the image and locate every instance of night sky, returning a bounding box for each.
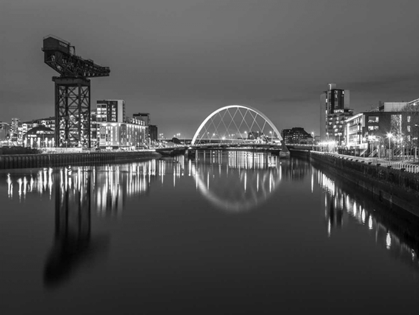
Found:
[0,0,418,138]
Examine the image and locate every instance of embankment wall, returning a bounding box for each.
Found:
[0,151,160,170]
[308,151,419,217]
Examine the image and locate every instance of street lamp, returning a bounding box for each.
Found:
[386,132,393,161]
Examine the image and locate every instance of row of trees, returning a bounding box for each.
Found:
[390,102,419,161]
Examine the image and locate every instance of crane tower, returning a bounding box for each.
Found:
[42,36,110,148]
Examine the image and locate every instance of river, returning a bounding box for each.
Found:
[0,151,418,314]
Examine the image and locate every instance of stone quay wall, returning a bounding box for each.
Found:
[309,151,419,217]
[0,151,161,170]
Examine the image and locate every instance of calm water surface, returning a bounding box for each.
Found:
[0,151,418,315]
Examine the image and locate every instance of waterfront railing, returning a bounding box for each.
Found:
[312,151,419,174]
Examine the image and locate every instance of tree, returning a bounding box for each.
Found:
[399,101,419,162]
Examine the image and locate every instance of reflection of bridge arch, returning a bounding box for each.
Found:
[191,151,282,213]
[191,105,282,145]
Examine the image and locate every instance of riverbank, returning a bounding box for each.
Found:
[0,150,161,170]
[308,151,419,217]
[0,147,40,155]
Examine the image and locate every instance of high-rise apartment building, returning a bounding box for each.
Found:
[96,100,125,123]
[320,84,353,144]
[149,125,158,142]
[10,118,20,142]
[0,122,10,142]
[132,113,150,126]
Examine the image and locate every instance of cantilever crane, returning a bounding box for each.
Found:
[42,36,110,148]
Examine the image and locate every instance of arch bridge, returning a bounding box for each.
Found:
[190,105,282,149]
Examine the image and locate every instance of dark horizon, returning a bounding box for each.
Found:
[0,0,418,138]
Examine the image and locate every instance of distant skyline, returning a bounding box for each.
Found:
[0,0,418,138]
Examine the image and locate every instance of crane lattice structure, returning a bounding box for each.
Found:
[42,35,110,148]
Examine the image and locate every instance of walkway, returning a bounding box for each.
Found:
[314,151,419,173]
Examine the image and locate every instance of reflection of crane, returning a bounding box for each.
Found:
[44,168,109,288]
[42,36,110,148]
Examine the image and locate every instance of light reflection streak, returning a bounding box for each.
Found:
[3,155,417,269]
[317,168,418,267]
[192,151,282,213]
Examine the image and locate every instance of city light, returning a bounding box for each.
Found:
[386,132,393,161]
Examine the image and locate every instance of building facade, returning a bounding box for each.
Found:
[0,122,10,143]
[10,118,20,143]
[149,125,158,142]
[133,113,150,126]
[320,83,352,144]
[97,118,147,149]
[23,125,55,148]
[343,98,419,157]
[344,113,364,149]
[282,127,313,144]
[97,100,126,123]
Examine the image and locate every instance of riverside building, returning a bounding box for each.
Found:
[96,101,147,149]
[344,99,419,157]
[282,127,313,144]
[97,100,126,123]
[320,84,353,144]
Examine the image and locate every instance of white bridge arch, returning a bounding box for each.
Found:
[191,105,282,145]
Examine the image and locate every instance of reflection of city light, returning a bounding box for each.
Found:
[321,174,335,195]
[18,178,22,200]
[386,232,391,249]
[191,152,281,213]
[48,168,53,198]
[257,173,259,192]
[311,172,313,193]
[23,176,27,199]
[7,174,12,198]
[317,169,417,263]
[328,221,331,237]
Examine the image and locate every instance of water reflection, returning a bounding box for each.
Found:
[1,154,418,275]
[44,170,110,288]
[192,150,282,212]
[2,153,282,214]
[6,168,54,200]
[315,167,418,269]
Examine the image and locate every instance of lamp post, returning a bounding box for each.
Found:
[367,135,375,158]
[386,132,393,161]
[362,137,366,157]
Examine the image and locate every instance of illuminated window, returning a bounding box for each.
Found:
[407,116,411,122]
[407,125,411,132]
[368,116,379,123]
[368,126,379,131]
